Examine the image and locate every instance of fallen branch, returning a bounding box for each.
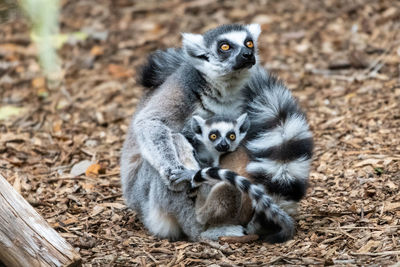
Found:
[0,174,81,266]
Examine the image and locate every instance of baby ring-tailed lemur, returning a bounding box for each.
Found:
[184,114,252,227]
[188,113,249,167]
[186,113,301,242]
[121,24,312,242]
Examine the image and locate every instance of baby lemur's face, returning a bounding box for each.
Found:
[192,113,250,154]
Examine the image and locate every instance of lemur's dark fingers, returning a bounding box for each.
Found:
[168,168,197,191]
[171,176,190,184]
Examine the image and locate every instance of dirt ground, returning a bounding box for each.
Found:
[1,0,399,266]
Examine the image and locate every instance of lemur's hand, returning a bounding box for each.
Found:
[167,167,197,192]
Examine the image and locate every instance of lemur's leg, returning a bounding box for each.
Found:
[132,81,197,191]
[171,133,199,191]
[123,159,183,240]
[170,133,246,240]
[144,186,183,241]
[196,182,241,225]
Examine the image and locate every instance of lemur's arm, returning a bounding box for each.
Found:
[133,78,196,189]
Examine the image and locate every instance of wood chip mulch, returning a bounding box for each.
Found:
[1,0,399,266]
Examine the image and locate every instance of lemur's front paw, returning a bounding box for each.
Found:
[168,168,197,192]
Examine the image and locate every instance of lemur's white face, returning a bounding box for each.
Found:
[182,24,261,78]
[192,113,250,155]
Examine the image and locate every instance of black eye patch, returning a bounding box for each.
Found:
[217,39,236,59]
[244,37,254,49]
[208,130,220,141]
[217,39,234,50]
[226,131,236,141]
[216,40,234,61]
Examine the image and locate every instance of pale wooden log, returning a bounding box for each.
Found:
[0,174,81,267]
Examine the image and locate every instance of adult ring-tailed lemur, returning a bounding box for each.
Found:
[120,24,313,242]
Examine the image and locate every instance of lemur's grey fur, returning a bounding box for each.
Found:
[121,24,268,241]
[121,24,313,242]
[136,43,313,211]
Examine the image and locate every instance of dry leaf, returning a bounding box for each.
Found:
[37,87,48,98]
[85,163,101,177]
[354,158,383,168]
[108,64,133,78]
[32,77,46,88]
[384,202,400,212]
[70,160,94,176]
[0,106,26,121]
[90,45,104,56]
[218,234,259,243]
[62,217,79,225]
[52,120,63,133]
[91,205,105,216]
[81,182,95,191]
[358,240,380,253]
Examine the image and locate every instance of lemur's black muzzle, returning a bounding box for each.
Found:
[215,140,230,152]
[233,47,255,70]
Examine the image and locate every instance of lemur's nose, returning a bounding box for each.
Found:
[242,51,253,59]
[216,141,230,152]
[220,143,229,150]
[233,48,256,70]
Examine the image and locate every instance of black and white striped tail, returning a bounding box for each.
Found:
[193,167,295,243]
[244,66,313,202]
[139,48,185,89]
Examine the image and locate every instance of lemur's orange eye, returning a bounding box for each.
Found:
[220,44,230,51]
[246,41,254,48]
[209,133,217,141]
[229,133,236,141]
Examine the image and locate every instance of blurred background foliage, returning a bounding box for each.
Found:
[1,0,61,79]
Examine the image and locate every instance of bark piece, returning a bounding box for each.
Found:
[0,175,81,267]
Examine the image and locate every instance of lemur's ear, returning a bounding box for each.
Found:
[246,24,261,41]
[182,33,208,60]
[237,113,250,133]
[192,116,205,135]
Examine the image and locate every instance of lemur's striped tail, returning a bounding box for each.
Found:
[193,167,295,243]
[244,66,313,203]
[138,48,185,89]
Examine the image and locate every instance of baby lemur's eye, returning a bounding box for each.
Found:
[229,133,236,141]
[246,40,254,48]
[220,44,230,51]
[209,133,217,141]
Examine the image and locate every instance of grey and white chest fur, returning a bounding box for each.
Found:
[195,70,250,119]
[195,92,245,119]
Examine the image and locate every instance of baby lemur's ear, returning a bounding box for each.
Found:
[237,113,250,133]
[191,116,205,135]
[246,24,261,42]
[182,33,208,60]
